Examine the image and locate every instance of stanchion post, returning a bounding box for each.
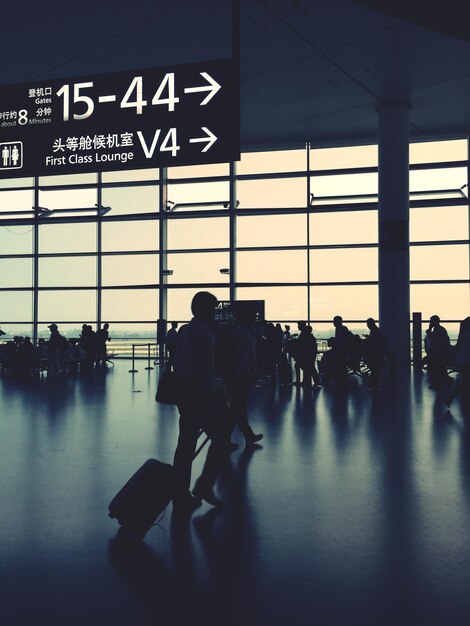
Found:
[128,344,138,373]
[412,312,422,370]
[145,343,154,370]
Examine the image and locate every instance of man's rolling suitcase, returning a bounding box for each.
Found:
[108,434,210,539]
[108,459,175,539]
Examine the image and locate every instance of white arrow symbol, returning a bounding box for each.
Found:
[184,72,221,105]
[189,127,217,152]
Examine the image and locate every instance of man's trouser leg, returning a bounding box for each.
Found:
[195,410,230,492]
[173,410,200,498]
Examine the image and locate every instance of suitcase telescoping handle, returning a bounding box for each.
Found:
[174,429,210,471]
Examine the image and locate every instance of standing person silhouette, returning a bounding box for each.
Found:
[165,322,178,371]
[292,321,306,385]
[363,318,383,390]
[172,292,230,514]
[224,306,263,446]
[425,315,451,390]
[96,323,110,367]
[47,324,67,378]
[332,315,351,382]
[297,325,322,388]
[446,317,470,408]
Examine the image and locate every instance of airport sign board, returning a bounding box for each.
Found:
[0,59,239,177]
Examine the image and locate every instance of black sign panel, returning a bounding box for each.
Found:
[0,59,239,178]
[215,301,265,324]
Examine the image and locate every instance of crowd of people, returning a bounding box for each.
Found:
[164,294,470,516]
[165,313,392,393]
[0,323,111,377]
[424,315,470,407]
[164,292,411,516]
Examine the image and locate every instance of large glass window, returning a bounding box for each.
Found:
[410,206,468,242]
[237,177,306,209]
[310,172,377,201]
[237,213,307,247]
[102,220,158,252]
[168,163,229,179]
[39,188,97,210]
[0,291,32,322]
[410,245,469,281]
[409,139,467,164]
[310,285,378,321]
[0,140,468,341]
[238,149,306,175]
[101,186,158,216]
[102,254,159,286]
[102,169,159,183]
[411,284,470,320]
[167,216,229,250]
[309,248,378,282]
[310,144,378,170]
[0,225,33,255]
[0,258,33,287]
[236,286,308,321]
[238,250,307,283]
[409,167,466,193]
[39,173,97,186]
[167,180,229,210]
[167,252,229,284]
[102,289,158,321]
[38,290,96,322]
[0,190,34,216]
[309,210,378,245]
[39,257,97,287]
[39,223,97,254]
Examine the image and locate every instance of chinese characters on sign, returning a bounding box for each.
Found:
[0,60,239,177]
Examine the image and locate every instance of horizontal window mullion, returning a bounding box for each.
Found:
[101,179,160,189]
[410,240,470,246]
[165,283,229,289]
[167,175,230,185]
[237,171,308,181]
[38,251,97,258]
[0,287,33,292]
[235,208,309,216]
[167,247,229,254]
[410,279,469,285]
[410,197,467,208]
[101,250,159,256]
[164,209,229,219]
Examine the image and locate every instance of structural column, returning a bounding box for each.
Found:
[377,101,410,367]
[229,161,237,302]
[159,167,168,322]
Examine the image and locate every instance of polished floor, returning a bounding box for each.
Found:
[1,363,470,626]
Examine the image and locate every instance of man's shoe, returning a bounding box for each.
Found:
[192,484,224,508]
[245,433,263,445]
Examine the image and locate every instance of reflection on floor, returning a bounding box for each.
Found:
[1,364,470,626]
